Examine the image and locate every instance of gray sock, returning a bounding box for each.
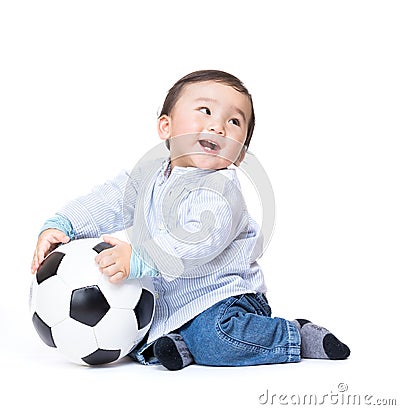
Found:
[293,319,350,360]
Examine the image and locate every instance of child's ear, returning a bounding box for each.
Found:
[157,115,171,141]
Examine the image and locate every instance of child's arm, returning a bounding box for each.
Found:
[31,169,139,276]
[31,227,158,283]
[57,169,137,239]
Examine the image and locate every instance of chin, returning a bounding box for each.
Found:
[193,156,231,170]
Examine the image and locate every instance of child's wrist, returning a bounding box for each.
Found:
[128,247,158,279]
[40,214,75,239]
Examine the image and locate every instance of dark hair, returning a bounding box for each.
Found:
[159,69,255,150]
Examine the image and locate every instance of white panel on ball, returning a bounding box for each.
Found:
[52,318,98,364]
[35,276,71,327]
[56,239,103,289]
[94,308,139,354]
[97,273,143,309]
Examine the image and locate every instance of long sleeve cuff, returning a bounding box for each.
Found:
[40,214,76,240]
[128,247,159,279]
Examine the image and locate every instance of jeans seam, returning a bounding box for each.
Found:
[214,294,301,360]
[215,295,281,354]
[285,320,301,362]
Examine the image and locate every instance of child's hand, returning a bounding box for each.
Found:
[31,228,70,274]
[95,235,132,283]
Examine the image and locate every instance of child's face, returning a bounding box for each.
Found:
[158,81,252,170]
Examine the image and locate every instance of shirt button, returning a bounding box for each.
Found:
[154,292,159,300]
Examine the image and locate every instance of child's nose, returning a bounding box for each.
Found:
[207,121,225,135]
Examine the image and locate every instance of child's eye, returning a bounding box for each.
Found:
[199,107,211,115]
[228,118,240,126]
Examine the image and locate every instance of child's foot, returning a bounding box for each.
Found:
[153,333,194,371]
[293,319,350,360]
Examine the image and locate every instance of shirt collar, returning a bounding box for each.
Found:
[159,158,222,184]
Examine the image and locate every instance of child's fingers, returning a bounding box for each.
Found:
[99,262,118,276]
[95,238,130,283]
[31,245,44,274]
[96,252,115,269]
[49,231,70,244]
[102,235,122,247]
[99,260,128,282]
[31,255,38,274]
[31,246,46,274]
[31,230,70,275]
[60,234,70,244]
[109,271,126,283]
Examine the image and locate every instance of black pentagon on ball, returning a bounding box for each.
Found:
[32,312,56,348]
[92,241,114,254]
[70,285,110,327]
[36,251,65,285]
[134,289,154,330]
[82,348,121,365]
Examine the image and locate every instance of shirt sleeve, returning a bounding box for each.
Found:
[56,169,139,239]
[40,214,76,239]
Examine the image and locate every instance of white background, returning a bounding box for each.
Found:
[1,1,399,409]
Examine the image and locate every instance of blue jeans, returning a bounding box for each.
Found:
[131,293,301,366]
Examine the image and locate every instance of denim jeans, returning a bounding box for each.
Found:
[130,293,301,366]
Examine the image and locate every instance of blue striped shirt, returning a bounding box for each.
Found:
[45,158,267,343]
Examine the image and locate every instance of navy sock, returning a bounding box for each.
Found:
[153,333,194,371]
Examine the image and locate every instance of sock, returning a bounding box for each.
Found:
[153,333,194,371]
[293,319,350,360]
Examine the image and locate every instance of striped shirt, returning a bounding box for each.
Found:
[50,157,267,343]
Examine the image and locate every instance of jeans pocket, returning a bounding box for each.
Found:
[216,294,270,348]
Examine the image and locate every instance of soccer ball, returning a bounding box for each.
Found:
[29,238,155,365]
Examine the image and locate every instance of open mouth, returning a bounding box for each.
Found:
[198,139,221,154]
